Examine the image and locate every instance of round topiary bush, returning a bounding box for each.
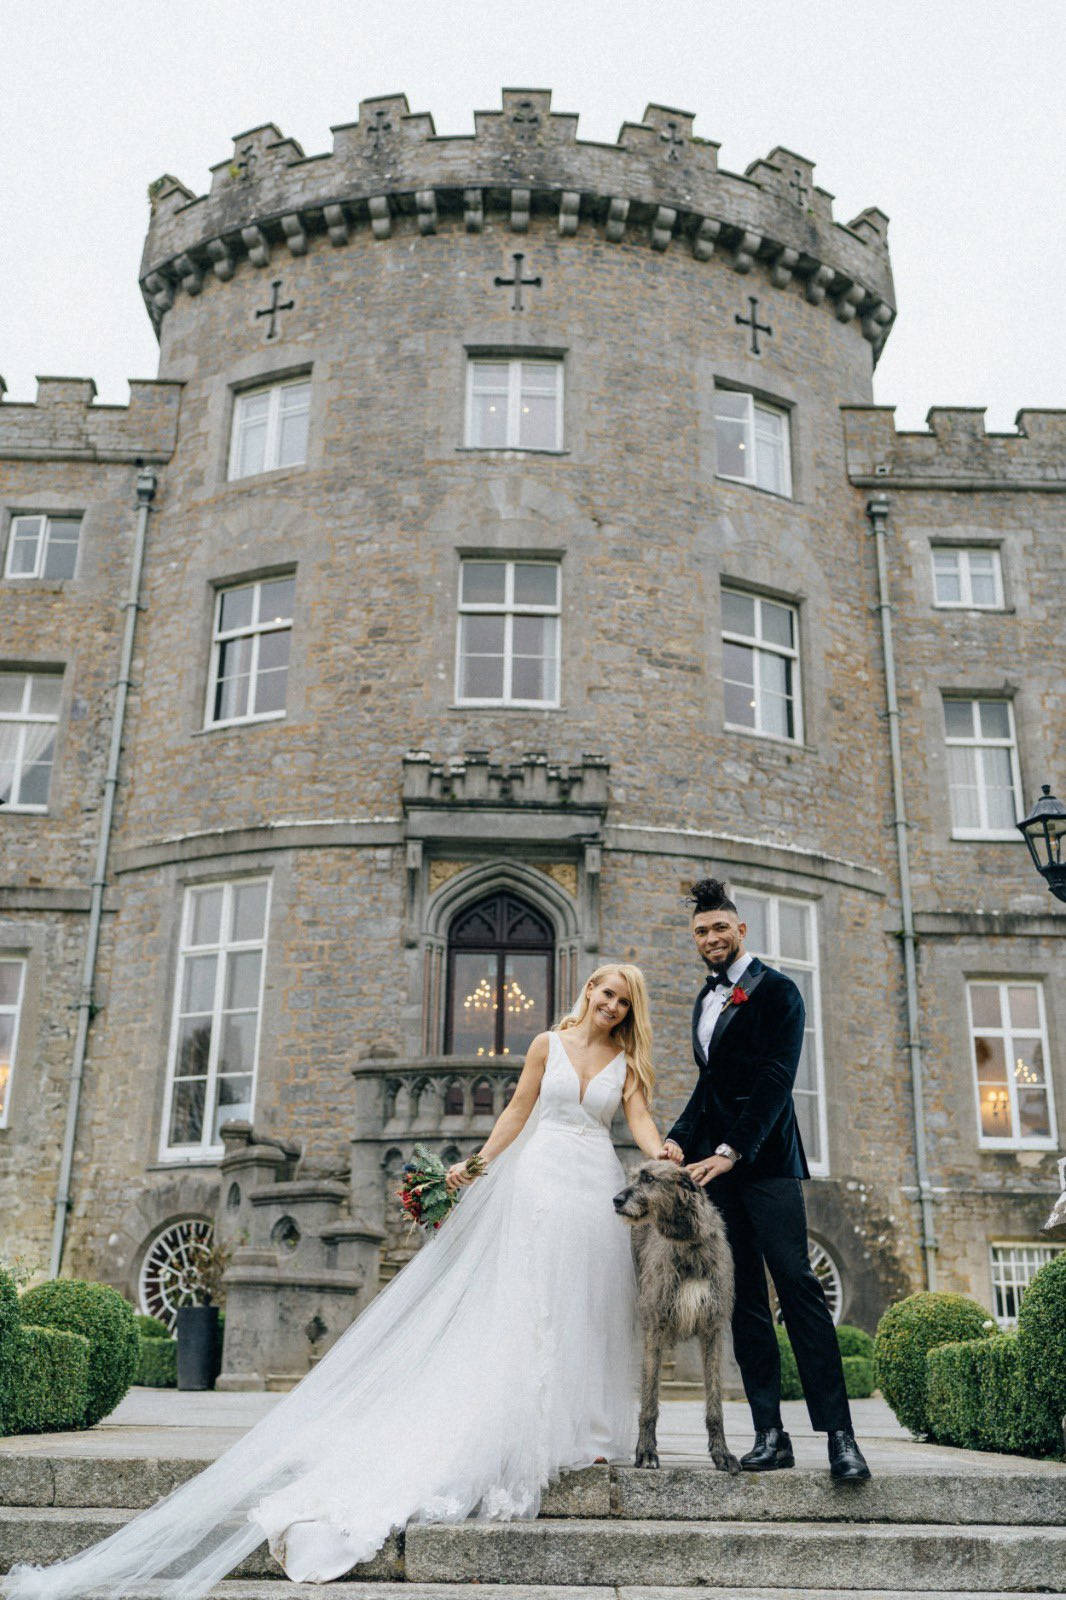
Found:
[1015,1252,1066,1454]
[135,1313,172,1341]
[841,1354,876,1399]
[775,1323,803,1400]
[874,1291,990,1437]
[18,1280,138,1428]
[836,1323,875,1361]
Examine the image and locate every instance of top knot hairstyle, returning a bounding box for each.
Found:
[687,877,738,915]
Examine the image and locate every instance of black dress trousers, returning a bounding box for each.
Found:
[715,1176,852,1434]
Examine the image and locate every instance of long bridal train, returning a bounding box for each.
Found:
[4,1037,639,1597]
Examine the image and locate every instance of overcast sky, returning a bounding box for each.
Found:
[1,0,1063,429]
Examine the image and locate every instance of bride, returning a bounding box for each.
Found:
[4,962,676,1598]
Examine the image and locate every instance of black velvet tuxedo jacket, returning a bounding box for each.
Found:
[666,956,810,1180]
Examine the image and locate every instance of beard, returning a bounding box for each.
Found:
[702,933,742,970]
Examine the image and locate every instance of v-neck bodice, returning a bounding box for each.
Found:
[539,1032,627,1135]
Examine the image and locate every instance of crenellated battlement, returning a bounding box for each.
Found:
[0,376,182,463]
[842,405,1066,488]
[139,90,895,357]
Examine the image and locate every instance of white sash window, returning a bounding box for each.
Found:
[0,671,62,811]
[465,359,563,451]
[456,559,561,706]
[207,576,294,727]
[713,390,791,497]
[229,378,310,480]
[0,958,26,1127]
[932,546,1003,609]
[722,589,802,743]
[968,981,1055,1148]
[944,698,1022,838]
[5,515,82,580]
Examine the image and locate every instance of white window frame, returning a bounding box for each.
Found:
[159,878,271,1162]
[721,588,803,744]
[944,697,1023,840]
[5,514,82,581]
[0,956,27,1129]
[713,389,792,497]
[967,980,1057,1151]
[464,358,564,451]
[989,1242,1063,1326]
[932,546,1004,610]
[227,377,311,481]
[730,887,828,1176]
[205,577,294,729]
[0,670,62,813]
[455,559,562,708]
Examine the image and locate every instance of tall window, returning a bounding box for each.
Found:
[932,546,1003,609]
[944,698,1022,838]
[722,589,801,742]
[229,378,310,480]
[990,1244,1063,1326]
[465,359,563,451]
[968,981,1055,1147]
[0,671,62,811]
[456,559,560,706]
[207,575,294,727]
[5,515,82,580]
[733,889,827,1173]
[0,958,26,1127]
[161,879,270,1158]
[713,390,791,496]
[446,892,554,1059]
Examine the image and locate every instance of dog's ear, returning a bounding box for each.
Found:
[677,1169,698,1193]
[658,1175,702,1240]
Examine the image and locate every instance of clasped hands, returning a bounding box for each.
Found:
[657,1139,736,1187]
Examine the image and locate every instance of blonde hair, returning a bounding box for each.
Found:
[557,962,655,1103]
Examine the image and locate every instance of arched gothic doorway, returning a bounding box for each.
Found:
[445,891,554,1058]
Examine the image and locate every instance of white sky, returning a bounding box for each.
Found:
[1,0,1063,429]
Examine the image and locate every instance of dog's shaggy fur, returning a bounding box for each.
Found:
[613,1160,740,1473]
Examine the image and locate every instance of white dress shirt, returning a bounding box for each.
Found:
[697,950,754,1056]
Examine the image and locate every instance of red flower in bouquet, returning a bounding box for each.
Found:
[728,985,749,1007]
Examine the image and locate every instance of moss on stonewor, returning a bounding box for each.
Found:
[135,1335,178,1388]
[5,1325,91,1435]
[874,1291,990,1437]
[18,1280,138,1428]
[1015,1253,1066,1454]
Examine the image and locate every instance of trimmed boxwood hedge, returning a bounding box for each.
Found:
[775,1324,803,1399]
[836,1323,875,1362]
[1015,1252,1066,1452]
[5,1325,91,1435]
[874,1291,990,1436]
[136,1335,178,1388]
[842,1355,876,1398]
[19,1279,138,1428]
[135,1313,172,1341]
[0,1268,20,1430]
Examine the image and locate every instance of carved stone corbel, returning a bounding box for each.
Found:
[416,190,438,235]
[206,238,235,280]
[770,247,800,288]
[651,206,676,251]
[464,189,484,232]
[323,204,349,246]
[558,192,580,236]
[510,189,531,232]
[692,217,720,261]
[174,254,202,296]
[368,197,391,240]
[804,263,834,305]
[605,197,629,242]
[240,226,270,267]
[281,214,307,255]
[732,230,761,273]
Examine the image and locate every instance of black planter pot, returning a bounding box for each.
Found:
[176,1304,221,1391]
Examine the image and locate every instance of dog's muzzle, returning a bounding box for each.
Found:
[612,1187,647,1221]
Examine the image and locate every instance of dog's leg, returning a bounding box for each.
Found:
[635,1327,663,1469]
[701,1325,741,1475]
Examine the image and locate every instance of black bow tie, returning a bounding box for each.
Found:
[706,969,732,990]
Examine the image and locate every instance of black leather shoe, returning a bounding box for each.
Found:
[739,1427,795,1471]
[828,1428,871,1481]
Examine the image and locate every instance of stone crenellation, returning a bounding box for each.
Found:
[139,91,895,355]
[0,376,183,462]
[402,750,611,811]
[843,405,1066,486]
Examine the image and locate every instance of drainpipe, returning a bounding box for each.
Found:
[49,465,157,1279]
[866,492,938,1291]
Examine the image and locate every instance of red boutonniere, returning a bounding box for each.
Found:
[728,985,749,1007]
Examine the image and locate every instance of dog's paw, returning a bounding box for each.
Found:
[634,1447,660,1469]
[713,1450,742,1476]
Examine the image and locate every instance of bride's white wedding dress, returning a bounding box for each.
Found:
[4,1035,639,1597]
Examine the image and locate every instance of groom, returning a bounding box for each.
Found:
[662,878,871,1482]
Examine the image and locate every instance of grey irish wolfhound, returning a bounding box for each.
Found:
[613,1160,740,1473]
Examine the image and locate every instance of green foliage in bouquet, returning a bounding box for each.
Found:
[398,1144,485,1232]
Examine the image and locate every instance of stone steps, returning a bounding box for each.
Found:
[2,1456,1063,1526]
[71,1588,1066,1600]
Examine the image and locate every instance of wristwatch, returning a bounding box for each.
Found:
[714,1143,740,1163]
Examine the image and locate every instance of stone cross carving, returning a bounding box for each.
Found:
[367,108,393,150]
[255,279,295,340]
[788,168,809,206]
[493,252,542,312]
[659,121,686,162]
[735,296,773,354]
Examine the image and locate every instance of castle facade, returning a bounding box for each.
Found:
[1,92,1061,1384]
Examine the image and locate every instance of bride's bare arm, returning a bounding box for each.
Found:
[623,1073,676,1161]
[445,1033,549,1188]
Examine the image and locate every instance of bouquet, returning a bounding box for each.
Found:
[397,1143,486,1232]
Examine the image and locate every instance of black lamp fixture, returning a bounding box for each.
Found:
[1016,785,1066,904]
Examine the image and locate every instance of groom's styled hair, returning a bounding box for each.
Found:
[687,877,738,916]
